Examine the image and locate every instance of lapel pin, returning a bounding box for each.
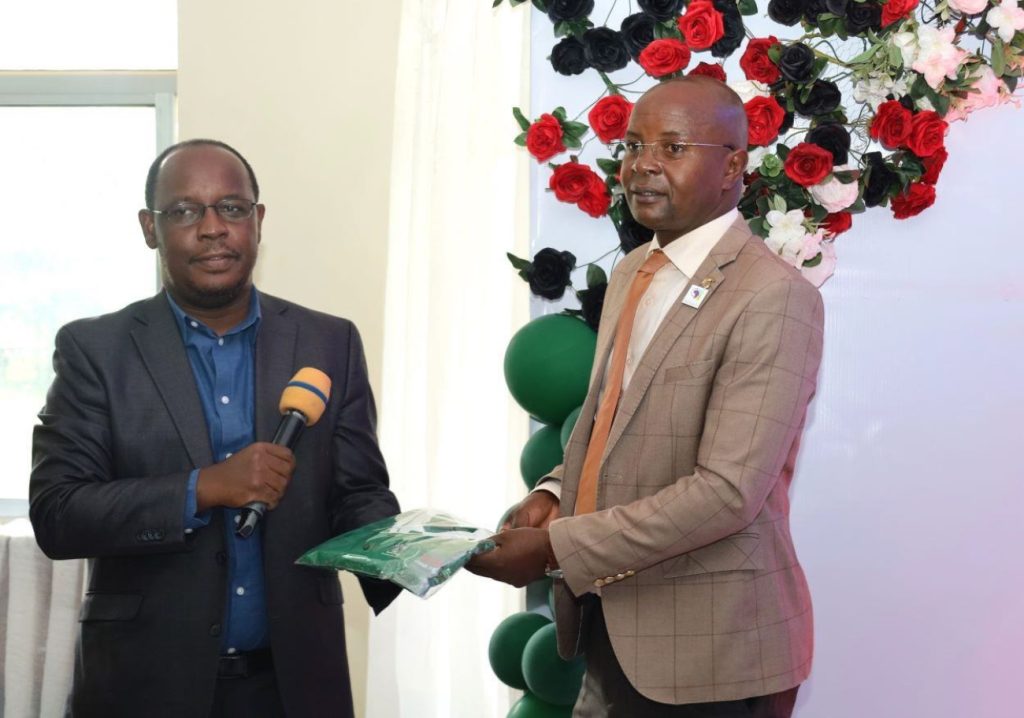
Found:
[682,284,709,309]
[701,277,716,290]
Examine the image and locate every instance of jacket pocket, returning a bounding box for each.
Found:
[663,360,715,385]
[79,592,143,622]
[662,532,760,578]
[318,574,344,605]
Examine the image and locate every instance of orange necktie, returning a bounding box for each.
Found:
[575,250,671,515]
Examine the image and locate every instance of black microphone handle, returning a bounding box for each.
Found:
[236,410,308,538]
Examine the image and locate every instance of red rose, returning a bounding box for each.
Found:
[740,37,781,84]
[920,146,948,185]
[638,38,692,77]
[578,175,611,218]
[677,0,726,51]
[869,100,913,150]
[822,211,853,237]
[526,113,566,162]
[745,96,786,147]
[588,95,634,144]
[688,61,727,82]
[881,0,918,26]
[891,182,936,219]
[548,161,601,203]
[784,142,834,187]
[905,110,947,158]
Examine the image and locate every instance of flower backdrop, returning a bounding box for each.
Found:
[498,0,1023,319]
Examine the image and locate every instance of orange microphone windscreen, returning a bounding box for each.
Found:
[279,368,332,426]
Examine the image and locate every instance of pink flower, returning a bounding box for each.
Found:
[948,0,989,14]
[946,65,1021,122]
[808,171,861,212]
[800,237,837,288]
[912,26,967,89]
[987,2,1024,43]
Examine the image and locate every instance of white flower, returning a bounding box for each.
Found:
[746,145,771,172]
[912,26,966,88]
[796,230,826,266]
[765,209,808,259]
[892,31,919,67]
[987,2,1024,43]
[731,80,771,104]
[808,170,860,212]
[853,73,912,110]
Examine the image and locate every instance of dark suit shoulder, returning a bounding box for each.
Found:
[58,294,168,347]
[257,292,356,334]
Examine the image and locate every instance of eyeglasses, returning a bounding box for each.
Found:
[149,199,258,227]
[608,140,737,164]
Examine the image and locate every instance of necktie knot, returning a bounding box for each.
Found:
[639,249,671,276]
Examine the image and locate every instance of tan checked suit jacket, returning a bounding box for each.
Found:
[546,216,824,705]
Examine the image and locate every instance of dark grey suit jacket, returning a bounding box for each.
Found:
[30,291,401,717]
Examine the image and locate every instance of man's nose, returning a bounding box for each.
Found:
[197,205,228,238]
[632,144,661,174]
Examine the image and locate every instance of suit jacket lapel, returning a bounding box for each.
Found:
[604,217,752,457]
[254,294,298,443]
[130,294,213,467]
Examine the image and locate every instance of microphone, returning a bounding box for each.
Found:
[236,367,332,538]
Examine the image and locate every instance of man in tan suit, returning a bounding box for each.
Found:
[469,77,824,717]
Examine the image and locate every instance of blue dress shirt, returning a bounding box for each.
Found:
[167,290,268,654]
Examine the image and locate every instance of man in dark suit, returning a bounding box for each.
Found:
[30,139,401,717]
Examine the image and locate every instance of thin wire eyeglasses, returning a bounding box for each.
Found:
[148,199,258,227]
[608,140,737,164]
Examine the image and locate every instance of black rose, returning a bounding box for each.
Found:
[527,248,577,300]
[620,13,657,60]
[550,37,590,76]
[767,0,808,25]
[779,110,796,135]
[710,0,745,58]
[778,43,816,84]
[617,201,655,253]
[825,0,848,14]
[898,95,915,111]
[793,79,842,117]
[637,0,686,21]
[547,0,595,22]
[844,1,882,34]
[807,123,851,165]
[578,282,607,331]
[582,27,631,73]
[863,152,897,207]
[803,0,830,24]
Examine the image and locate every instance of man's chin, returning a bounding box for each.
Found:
[178,281,251,310]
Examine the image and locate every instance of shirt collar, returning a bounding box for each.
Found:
[648,208,739,279]
[165,288,262,340]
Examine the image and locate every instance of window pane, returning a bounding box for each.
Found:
[0,1,176,70]
[0,107,158,500]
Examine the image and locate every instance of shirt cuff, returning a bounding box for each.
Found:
[184,469,212,533]
[532,478,562,501]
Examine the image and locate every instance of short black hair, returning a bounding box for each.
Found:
[144,138,260,209]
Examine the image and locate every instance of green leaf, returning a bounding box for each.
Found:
[833,169,857,184]
[512,106,531,131]
[811,57,828,80]
[848,44,881,66]
[848,198,866,214]
[770,194,788,213]
[802,252,823,268]
[552,106,567,121]
[514,132,527,146]
[564,134,583,149]
[748,217,769,238]
[507,253,531,272]
[887,43,903,69]
[1006,75,1019,93]
[596,157,622,175]
[586,264,608,288]
[562,120,589,137]
[737,0,758,15]
[493,0,503,7]
[531,0,548,11]
[993,38,1007,77]
[767,45,782,64]
[553,20,569,38]
[776,144,791,160]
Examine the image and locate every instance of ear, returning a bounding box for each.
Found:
[138,209,158,249]
[255,203,266,244]
[722,149,748,189]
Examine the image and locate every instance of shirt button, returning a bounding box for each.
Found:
[190,321,198,328]
[234,514,241,525]
[225,452,233,459]
[220,395,230,404]
[226,647,237,655]
[236,586,246,596]
[184,528,194,535]
[218,338,224,346]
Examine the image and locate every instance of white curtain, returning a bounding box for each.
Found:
[366,2,533,717]
[0,518,86,717]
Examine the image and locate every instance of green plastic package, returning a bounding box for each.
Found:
[296,509,496,598]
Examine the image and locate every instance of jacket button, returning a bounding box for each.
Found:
[215,551,227,566]
[209,624,221,637]
[153,530,165,541]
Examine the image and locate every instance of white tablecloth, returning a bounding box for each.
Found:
[0,518,86,718]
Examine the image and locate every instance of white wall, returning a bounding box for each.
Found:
[528,5,1024,717]
[177,2,402,714]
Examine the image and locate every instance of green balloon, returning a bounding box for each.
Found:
[522,623,586,706]
[488,611,551,689]
[507,692,573,718]
[520,425,564,490]
[559,406,583,450]
[504,315,596,426]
